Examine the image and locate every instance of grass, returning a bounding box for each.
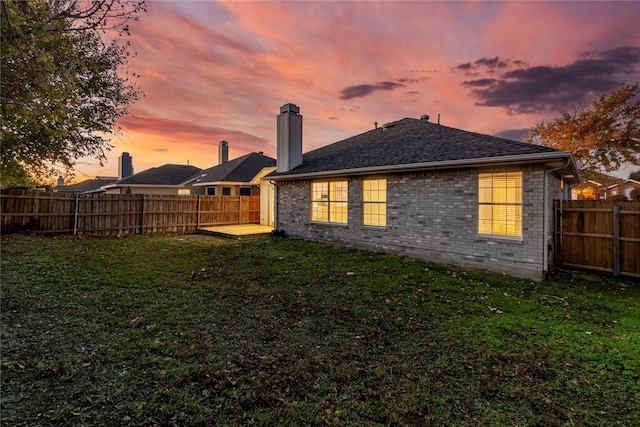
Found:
[1,234,638,426]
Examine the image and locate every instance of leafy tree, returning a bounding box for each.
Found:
[1,0,146,186]
[525,83,640,180]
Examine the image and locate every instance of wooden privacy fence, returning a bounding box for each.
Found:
[554,200,640,278]
[1,190,260,236]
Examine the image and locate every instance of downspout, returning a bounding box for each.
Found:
[270,180,278,230]
[543,159,570,276]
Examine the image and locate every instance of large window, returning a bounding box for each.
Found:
[478,172,522,238]
[311,181,348,224]
[363,178,387,227]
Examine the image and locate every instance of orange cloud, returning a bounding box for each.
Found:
[75,0,639,180]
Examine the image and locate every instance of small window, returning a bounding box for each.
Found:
[478,172,522,238]
[363,178,386,227]
[222,187,231,196]
[239,187,251,196]
[206,187,216,196]
[311,180,348,224]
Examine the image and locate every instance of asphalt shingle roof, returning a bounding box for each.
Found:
[270,118,562,177]
[57,177,117,193]
[118,164,202,186]
[194,152,275,184]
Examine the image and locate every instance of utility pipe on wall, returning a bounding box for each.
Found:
[543,159,570,275]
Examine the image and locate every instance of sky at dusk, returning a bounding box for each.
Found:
[77,0,640,181]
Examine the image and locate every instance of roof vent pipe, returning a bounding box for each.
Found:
[420,114,430,121]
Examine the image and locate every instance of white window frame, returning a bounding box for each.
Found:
[363,178,387,227]
[311,180,348,224]
[478,172,523,238]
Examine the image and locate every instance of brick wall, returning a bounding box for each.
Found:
[276,165,561,280]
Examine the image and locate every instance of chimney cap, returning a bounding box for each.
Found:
[280,103,300,114]
[219,140,228,146]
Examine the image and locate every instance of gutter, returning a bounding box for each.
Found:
[192,181,253,187]
[269,151,577,181]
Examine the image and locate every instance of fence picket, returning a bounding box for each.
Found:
[556,200,640,278]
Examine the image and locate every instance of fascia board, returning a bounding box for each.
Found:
[270,152,577,181]
[104,184,185,188]
[192,181,252,187]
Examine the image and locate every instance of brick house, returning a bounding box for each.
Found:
[268,104,579,280]
[103,164,202,195]
[189,151,276,197]
[606,179,640,200]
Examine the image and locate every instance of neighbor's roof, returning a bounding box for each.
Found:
[191,152,275,186]
[57,177,118,193]
[270,118,577,179]
[116,164,202,186]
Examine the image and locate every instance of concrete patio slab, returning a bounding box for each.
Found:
[197,224,273,237]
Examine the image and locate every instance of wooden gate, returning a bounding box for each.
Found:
[554,200,640,278]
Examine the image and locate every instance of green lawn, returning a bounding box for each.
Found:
[1,234,638,426]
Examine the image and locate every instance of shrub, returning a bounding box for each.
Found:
[609,194,629,202]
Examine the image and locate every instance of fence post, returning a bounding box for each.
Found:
[238,196,241,224]
[73,193,79,235]
[196,195,201,230]
[140,194,145,235]
[612,206,620,276]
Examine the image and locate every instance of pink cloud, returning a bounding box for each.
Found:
[76,1,639,180]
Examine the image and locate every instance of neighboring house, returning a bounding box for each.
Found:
[571,172,623,200]
[103,164,202,194]
[607,178,640,200]
[268,103,579,280]
[189,152,276,197]
[55,176,118,194]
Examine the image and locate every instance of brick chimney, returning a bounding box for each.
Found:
[276,103,302,172]
[218,140,229,164]
[118,152,134,179]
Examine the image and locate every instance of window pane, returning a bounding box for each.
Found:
[331,202,348,223]
[312,201,328,222]
[478,219,492,235]
[478,187,492,203]
[331,181,348,202]
[478,204,492,221]
[312,182,328,201]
